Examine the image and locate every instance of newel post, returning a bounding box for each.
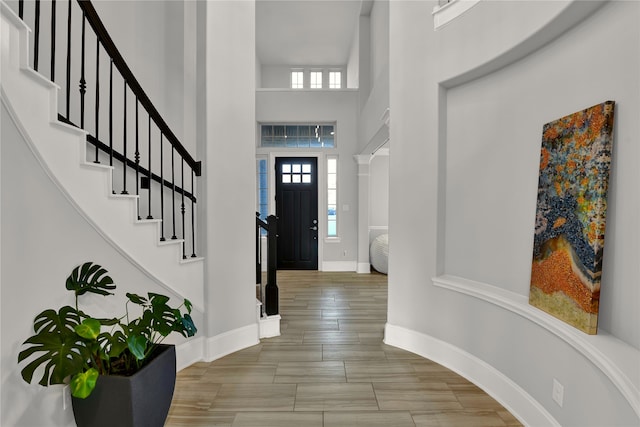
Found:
[264,215,279,316]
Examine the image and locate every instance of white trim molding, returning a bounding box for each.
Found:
[356,262,371,274]
[384,323,558,427]
[176,322,262,371]
[175,337,205,371]
[259,314,281,338]
[322,261,357,272]
[432,0,481,30]
[432,274,640,420]
[203,323,260,362]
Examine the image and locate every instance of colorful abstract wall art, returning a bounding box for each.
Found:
[529,101,615,334]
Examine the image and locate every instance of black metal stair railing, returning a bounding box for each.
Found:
[15,0,201,259]
[256,213,279,316]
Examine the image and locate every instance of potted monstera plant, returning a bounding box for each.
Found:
[17,262,197,427]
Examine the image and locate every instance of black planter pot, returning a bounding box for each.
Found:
[71,344,176,427]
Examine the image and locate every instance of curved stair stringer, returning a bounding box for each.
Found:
[1,3,204,311]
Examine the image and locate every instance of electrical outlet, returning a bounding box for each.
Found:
[552,378,564,407]
[62,385,70,410]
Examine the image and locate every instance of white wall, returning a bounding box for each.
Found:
[346,16,359,89]
[444,4,639,344]
[92,0,197,155]
[388,1,639,425]
[358,0,389,154]
[0,104,203,427]
[369,0,388,91]
[256,89,359,266]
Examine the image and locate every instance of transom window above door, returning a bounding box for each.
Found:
[260,124,336,148]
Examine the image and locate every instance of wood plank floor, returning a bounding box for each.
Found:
[166,271,523,427]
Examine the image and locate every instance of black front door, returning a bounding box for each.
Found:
[275,157,318,270]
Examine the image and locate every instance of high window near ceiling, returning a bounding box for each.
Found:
[329,71,342,89]
[310,71,323,89]
[288,68,343,89]
[291,70,304,89]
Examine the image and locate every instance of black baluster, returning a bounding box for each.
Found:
[135,99,140,219]
[159,134,165,241]
[65,0,71,119]
[181,159,186,259]
[108,59,113,172]
[93,39,99,163]
[121,82,128,194]
[79,11,86,129]
[146,117,153,219]
[191,167,196,257]
[34,0,40,71]
[50,0,56,81]
[19,0,24,19]
[171,147,177,240]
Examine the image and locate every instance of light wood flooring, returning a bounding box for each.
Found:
[165,271,522,427]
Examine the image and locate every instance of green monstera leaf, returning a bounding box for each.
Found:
[98,330,128,360]
[65,262,115,297]
[18,306,88,386]
[181,313,197,337]
[127,334,148,360]
[70,368,99,399]
[75,318,101,340]
[126,292,148,306]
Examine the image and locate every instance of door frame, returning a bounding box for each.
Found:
[268,152,325,270]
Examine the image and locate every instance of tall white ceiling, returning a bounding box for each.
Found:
[256,0,365,66]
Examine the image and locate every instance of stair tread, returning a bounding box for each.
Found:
[109,193,139,199]
[158,238,185,245]
[181,256,204,265]
[136,218,162,224]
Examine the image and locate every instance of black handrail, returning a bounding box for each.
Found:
[16,0,202,258]
[57,115,198,202]
[256,213,279,316]
[77,0,200,176]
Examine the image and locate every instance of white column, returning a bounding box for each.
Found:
[203,1,259,347]
[354,154,373,273]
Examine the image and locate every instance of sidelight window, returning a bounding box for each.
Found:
[327,156,338,237]
[256,157,268,219]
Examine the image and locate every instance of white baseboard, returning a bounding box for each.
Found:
[175,337,205,371]
[384,323,558,427]
[356,262,371,274]
[204,323,260,362]
[259,314,281,338]
[322,261,357,272]
[175,323,261,371]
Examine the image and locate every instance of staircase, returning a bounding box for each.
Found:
[1,1,204,309]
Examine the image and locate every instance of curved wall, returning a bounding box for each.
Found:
[387,1,639,425]
[1,102,203,427]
